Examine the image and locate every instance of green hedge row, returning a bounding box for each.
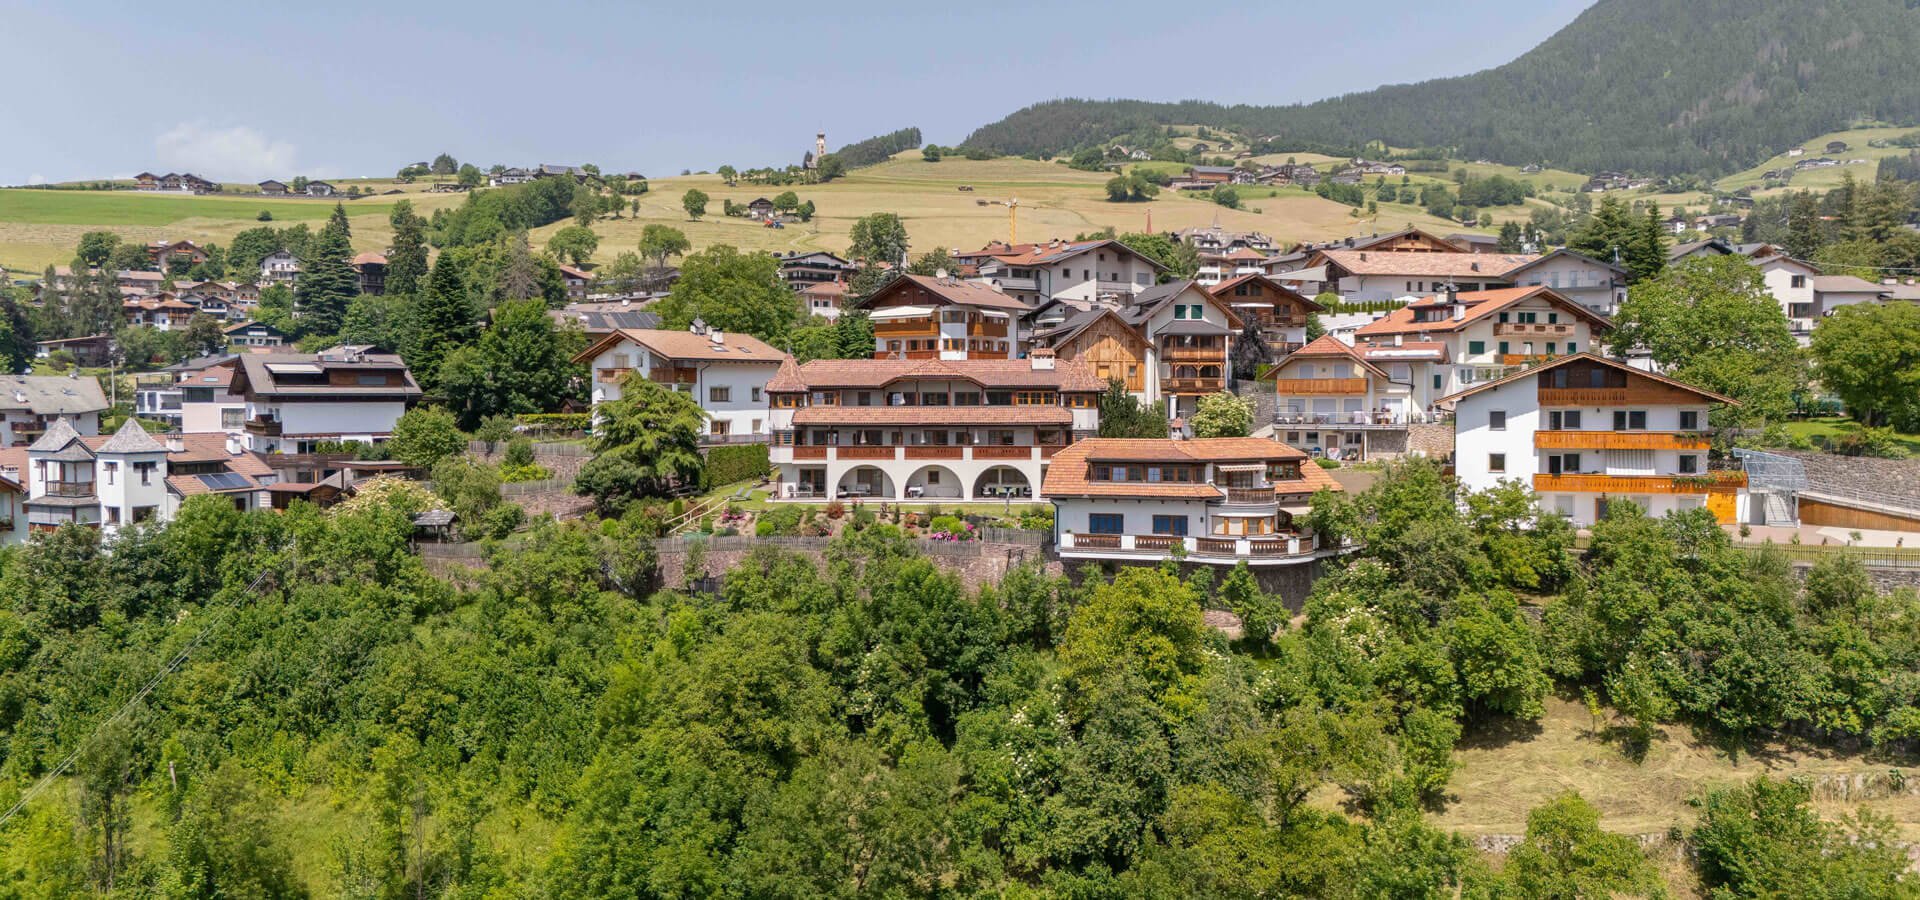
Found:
[705,444,770,487]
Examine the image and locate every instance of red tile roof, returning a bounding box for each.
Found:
[862,274,1030,312]
[791,406,1071,426]
[1354,286,1610,337]
[572,328,787,365]
[1041,438,1338,499]
[1316,249,1538,278]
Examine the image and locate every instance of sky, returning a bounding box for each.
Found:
[0,0,1594,186]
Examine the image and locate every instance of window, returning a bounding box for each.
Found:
[1567,342,1577,353]
[356,374,388,386]
[1563,453,1582,472]
[1088,513,1124,535]
[1548,313,1559,324]
[709,419,729,435]
[135,462,155,486]
[1489,410,1507,431]
[1432,374,1443,390]
[1151,515,1189,536]
[750,387,762,402]
[1498,341,1510,355]
[221,408,244,429]
[1678,454,1699,474]
[1791,275,1807,288]
[1489,453,1506,473]
[1547,410,1582,430]
[1173,305,1187,320]
[1498,312,1510,323]
[926,470,940,485]
[1468,340,1485,355]
[709,386,731,403]
[1546,343,1556,354]
[1612,410,1648,430]
[104,461,118,485]
[1679,410,1699,430]
[921,392,950,406]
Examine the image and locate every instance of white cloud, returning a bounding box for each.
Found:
[154,122,298,181]
[26,174,45,186]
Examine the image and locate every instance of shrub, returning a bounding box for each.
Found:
[851,505,876,529]
[503,437,536,469]
[479,502,525,539]
[825,500,846,519]
[1018,507,1055,531]
[499,463,552,483]
[929,515,972,540]
[1314,457,1342,469]
[755,521,775,537]
[704,444,770,487]
[517,412,590,434]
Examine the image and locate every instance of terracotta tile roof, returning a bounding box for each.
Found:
[955,238,1162,270]
[170,434,274,476]
[572,328,787,365]
[350,252,388,267]
[1041,438,1335,499]
[1205,274,1327,311]
[1360,341,1451,363]
[1317,249,1538,278]
[1354,286,1610,337]
[1277,334,1391,379]
[861,274,1030,312]
[800,281,847,298]
[767,358,1105,392]
[791,406,1071,426]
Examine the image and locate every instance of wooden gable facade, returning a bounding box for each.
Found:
[1053,312,1148,392]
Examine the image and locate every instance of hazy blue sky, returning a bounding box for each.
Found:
[0,0,1594,185]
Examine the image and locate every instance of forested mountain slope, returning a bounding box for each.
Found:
[962,0,1920,175]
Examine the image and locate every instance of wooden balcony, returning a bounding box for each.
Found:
[1273,377,1368,395]
[1538,385,1708,406]
[967,320,1008,337]
[647,367,697,384]
[595,367,633,384]
[792,446,828,460]
[874,320,937,338]
[1532,471,1747,495]
[244,417,282,436]
[872,350,938,360]
[1162,346,1225,364]
[1222,487,1278,505]
[973,445,1036,460]
[905,446,963,460]
[1499,354,1557,366]
[42,481,95,498]
[1494,322,1576,336]
[838,446,898,461]
[1533,431,1711,451]
[1162,377,1225,394]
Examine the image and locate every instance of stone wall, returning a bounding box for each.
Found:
[658,541,1059,590]
[1407,422,1453,459]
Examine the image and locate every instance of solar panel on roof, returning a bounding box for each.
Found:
[197,472,251,491]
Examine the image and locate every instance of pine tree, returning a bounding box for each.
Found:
[385,202,429,295]
[409,255,477,389]
[1627,203,1667,284]
[294,204,358,337]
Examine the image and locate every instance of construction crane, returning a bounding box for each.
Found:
[988,197,1019,244]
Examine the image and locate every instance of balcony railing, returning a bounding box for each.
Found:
[774,444,1058,464]
[42,481,95,498]
[1493,322,1576,336]
[1533,431,1711,451]
[1162,346,1225,364]
[1222,487,1277,505]
[647,368,697,384]
[1532,471,1747,495]
[1276,411,1434,427]
[967,321,1008,337]
[1162,377,1225,394]
[244,417,282,436]
[1273,377,1368,395]
[874,321,937,338]
[595,367,633,384]
[872,350,939,360]
[1536,385,1706,407]
[1059,532,1321,561]
[1499,353,1558,366]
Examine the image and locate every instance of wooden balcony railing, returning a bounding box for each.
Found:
[1532,471,1747,495]
[973,445,1034,460]
[1273,377,1368,395]
[1162,377,1225,394]
[874,320,937,338]
[791,446,828,460]
[968,321,1008,337]
[1537,385,1707,407]
[647,367,697,384]
[1223,487,1277,504]
[1499,354,1558,366]
[838,446,898,461]
[244,417,282,436]
[1162,346,1225,364]
[1533,431,1711,451]
[42,481,95,498]
[595,367,633,384]
[905,446,963,460]
[1494,322,1576,336]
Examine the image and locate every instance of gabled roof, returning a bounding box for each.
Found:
[0,375,110,415]
[1435,352,1737,406]
[1506,248,1628,279]
[1040,438,1340,500]
[860,273,1029,312]
[1206,274,1328,312]
[571,328,787,366]
[955,238,1166,271]
[1811,275,1886,294]
[233,352,422,400]
[1277,335,1391,379]
[97,417,167,454]
[1126,280,1244,329]
[28,417,87,456]
[1316,249,1539,279]
[1353,286,1611,338]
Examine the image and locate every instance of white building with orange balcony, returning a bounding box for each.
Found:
[1352,285,1612,410]
[1269,335,1428,461]
[1444,353,1747,527]
[860,274,1029,361]
[765,353,1102,501]
[1046,437,1346,566]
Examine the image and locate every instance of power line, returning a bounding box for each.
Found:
[0,567,273,830]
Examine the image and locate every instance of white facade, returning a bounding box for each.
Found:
[260,250,300,284]
[1509,254,1626,316]
[244,399,407,452]
[1758,256,1820,336]
[1448,359,1742,528]
[582,336,783,442]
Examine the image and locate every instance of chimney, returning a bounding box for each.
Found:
[166,435,184,453]
[709,329,725,345]
[1451,302,1465,321]
[1393,334,1403,347]
[225,433,242,455]
[1030,348,1056,371]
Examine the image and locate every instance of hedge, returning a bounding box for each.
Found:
[705,444,770,487]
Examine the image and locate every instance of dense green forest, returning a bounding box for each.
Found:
[832,128,925,169]
[2,461,1918,896]
[962,0,1920,176]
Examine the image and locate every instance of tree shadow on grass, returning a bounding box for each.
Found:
[1455,712,1547,752]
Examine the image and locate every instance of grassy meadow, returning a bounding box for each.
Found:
[1716,124,1920,194]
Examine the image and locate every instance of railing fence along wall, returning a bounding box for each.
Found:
[1058,532,1321,560]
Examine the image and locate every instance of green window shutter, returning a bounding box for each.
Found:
[1468,340,1485,355]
